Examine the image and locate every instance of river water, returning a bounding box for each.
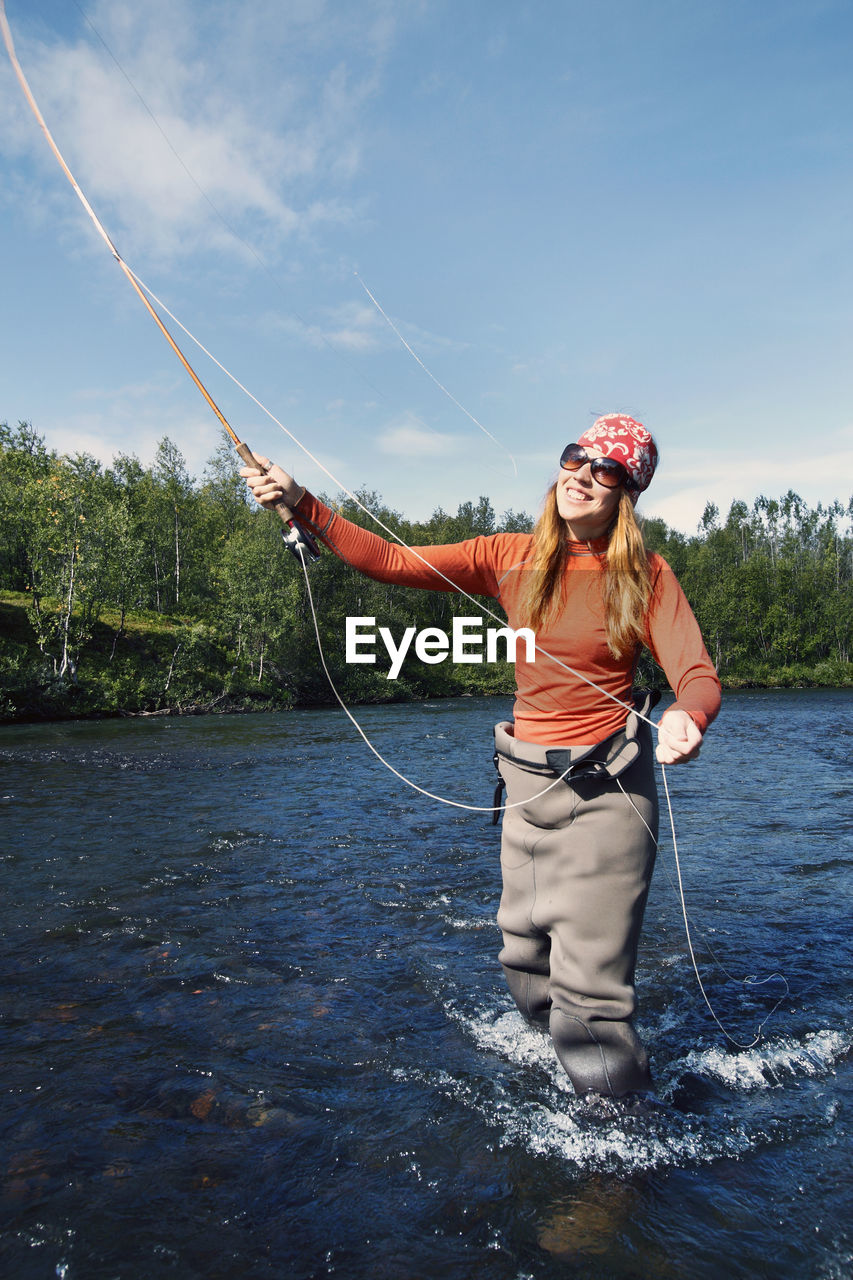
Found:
[0,689,851,1279]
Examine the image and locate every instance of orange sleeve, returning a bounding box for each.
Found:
[295,491,501,597]
[645,556,721,734]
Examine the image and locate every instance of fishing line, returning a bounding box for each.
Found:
[617,772,789,1049]
[3,2,783,1047]
[355,273,518,477]
[659,769,790,1049]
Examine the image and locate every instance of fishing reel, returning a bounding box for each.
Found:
[281,520,321,564]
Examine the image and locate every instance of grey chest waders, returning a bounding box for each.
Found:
[492,692,660,1097]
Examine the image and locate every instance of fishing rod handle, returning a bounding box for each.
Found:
[234,441,295,524]
[235,440,321,563]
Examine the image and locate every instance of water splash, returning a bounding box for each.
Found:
[676,1028,851,1091]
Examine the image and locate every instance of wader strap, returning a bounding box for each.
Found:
[491,751,505,825]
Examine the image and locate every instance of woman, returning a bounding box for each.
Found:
[242,414,721,1098]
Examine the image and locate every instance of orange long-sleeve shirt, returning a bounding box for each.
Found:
[296,491,721,746]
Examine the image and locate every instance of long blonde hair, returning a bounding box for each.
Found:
[520,484,653,659]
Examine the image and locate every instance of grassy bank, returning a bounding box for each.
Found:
[0,591,294,722]
[1,591,849,725]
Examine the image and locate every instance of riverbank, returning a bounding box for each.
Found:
[2,591,849,725]
[3,426,851,726]
[0,590,517,724]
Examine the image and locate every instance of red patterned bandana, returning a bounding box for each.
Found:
[577,414,658,500]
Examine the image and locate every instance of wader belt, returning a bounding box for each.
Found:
[490,689,660,823]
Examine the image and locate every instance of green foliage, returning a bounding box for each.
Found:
[664,491,853,678]
[0,419,850,722]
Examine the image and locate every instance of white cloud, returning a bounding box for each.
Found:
[376,419,461,457]
[643,440,853,534]
[265,301,384,351]
[313,302,384,351]
[267,292,468,360]
[1,0,398,262]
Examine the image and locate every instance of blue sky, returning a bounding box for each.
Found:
[1,0,851,533]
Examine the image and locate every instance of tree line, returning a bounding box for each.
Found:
[0,420,850,721]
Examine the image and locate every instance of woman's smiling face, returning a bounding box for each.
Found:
[555,449,623,540]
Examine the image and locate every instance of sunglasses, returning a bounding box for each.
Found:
[559,443,631,489]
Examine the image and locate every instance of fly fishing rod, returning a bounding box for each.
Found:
[0,1,319,564]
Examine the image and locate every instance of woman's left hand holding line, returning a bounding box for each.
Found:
[655,709,703,764]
